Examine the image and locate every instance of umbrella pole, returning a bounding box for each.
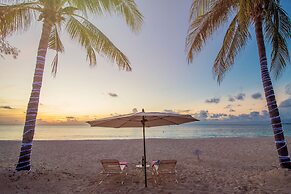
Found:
[142,117,147,188]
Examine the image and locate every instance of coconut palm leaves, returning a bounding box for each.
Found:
[264,2,291,78]
[0,0,143,171]
[186,0,290,82]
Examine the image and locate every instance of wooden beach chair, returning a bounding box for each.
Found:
[99,159,128,184]
[152,160,178,184]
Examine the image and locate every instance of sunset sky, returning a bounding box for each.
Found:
[0,0,291,125]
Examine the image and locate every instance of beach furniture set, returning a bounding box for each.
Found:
[99,159,178,185]
[88,109,198,187]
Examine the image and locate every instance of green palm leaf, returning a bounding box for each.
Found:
[66,15,131,70]
[213,14,251,83]
[186,0,237,62]
[48,26,64,76]
[0,2,36,37]
[264,2,291,78]
[68,0,143,32]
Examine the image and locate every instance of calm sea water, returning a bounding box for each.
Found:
[0,123,290,140]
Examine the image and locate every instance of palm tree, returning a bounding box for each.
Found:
[0,0,143,171]
[186,0,291,168]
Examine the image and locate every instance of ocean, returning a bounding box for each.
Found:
[0,123,291,140]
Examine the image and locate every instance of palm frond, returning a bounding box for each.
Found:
[48,26,64,52]
[186,0,237,63]
[66,15,131,70]
[48,26,64,77]
[68,0,143,32]
[0,2,37,37]
[264,2,291,79]
[66,16,96,65]
[213,14,251,83]
[189,0,216,20]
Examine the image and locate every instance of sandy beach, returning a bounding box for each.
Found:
[1,137,291,193]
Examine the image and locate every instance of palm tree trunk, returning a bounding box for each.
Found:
[16,20,53,171]
[254,14,291,168]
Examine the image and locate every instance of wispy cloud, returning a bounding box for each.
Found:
[224,104,232,109]
[108,92,118,97]
[66,116,76,120]
[210,113,227,119]
[228,96,235,102]
[0,106,13,110]
[205,97,220,104]
[251,92,262,100]
[235,93,246,101]
[177,109,191,114]
[164,109,176,113]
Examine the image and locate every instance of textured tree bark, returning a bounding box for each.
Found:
[16,20,53,171]
[254,14,291,168]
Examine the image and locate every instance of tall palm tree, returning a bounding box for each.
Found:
[0,0,143,171]
[186,0,291,168]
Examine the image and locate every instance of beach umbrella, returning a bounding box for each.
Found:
[87,109,199,187]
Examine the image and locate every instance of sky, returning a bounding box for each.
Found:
[0,0,291,125]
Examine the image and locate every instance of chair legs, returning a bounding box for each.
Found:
[99,173,127,185]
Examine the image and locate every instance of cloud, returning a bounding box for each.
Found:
[164,109,176,113]
[193,110,209,120]
[224,104,232,109]
[226,111,269,122]
[132,108,138,113]
[205,97,220,104]
[235,93,246,101]
[66,116,76,120]
[285,84,291,95]
[0,106,13,109]
[279,98,291,108]
[162,109,191,114]
[108,92,118,97]
[177,109,191,114]
[228,96,235,102]
[210,113,227,119]
[251,92,262,100]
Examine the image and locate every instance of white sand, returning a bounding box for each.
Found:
[1,137,291,193]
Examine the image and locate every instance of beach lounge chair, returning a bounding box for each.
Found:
[152,160,178,184]
[99,159,128,184]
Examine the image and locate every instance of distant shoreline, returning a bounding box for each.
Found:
[3,121,291,126]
